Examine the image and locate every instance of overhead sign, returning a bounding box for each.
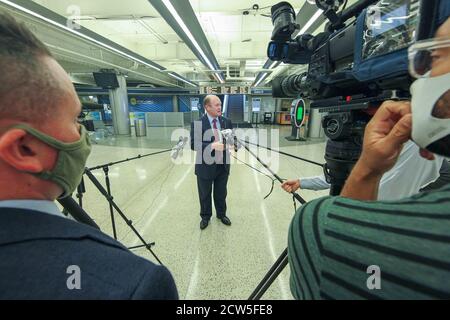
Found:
[201,86,250,95]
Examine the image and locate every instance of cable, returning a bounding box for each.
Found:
[119,163,175,244]
[231,154,284,200]
[341,0,349,14]
[243,140,324,168]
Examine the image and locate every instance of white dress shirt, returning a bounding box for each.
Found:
[300,140,444,200]
[0,200,65,217]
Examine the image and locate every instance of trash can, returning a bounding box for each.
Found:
[134,118,147,137]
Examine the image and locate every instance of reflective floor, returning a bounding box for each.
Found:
[75,125,328,300]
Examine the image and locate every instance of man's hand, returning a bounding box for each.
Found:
[359,100,412,176]
[341,100,412,200]
[212,142,225,152]
[281,179,301,193]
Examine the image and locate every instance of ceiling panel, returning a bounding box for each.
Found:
[29,0,343,84]
[33,0,160,17]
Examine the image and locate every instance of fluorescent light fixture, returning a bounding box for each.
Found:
[254,73,269,87]
[0,0,164,72]
[299,9,323,35]
[212,73,224,84]
[253,61,277,87]
[161,0,223,83]
[223,95,229,115]
[168,72,197,87]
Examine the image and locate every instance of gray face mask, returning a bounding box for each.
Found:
[12,124,92,198]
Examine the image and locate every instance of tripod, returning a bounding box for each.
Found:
[234,138,307,299]
[58,196,100,230]
[244,138,359,299]
[86,149,172,236]
[81,148,175,265]
[83,168,162,264]
[76,176,86,208]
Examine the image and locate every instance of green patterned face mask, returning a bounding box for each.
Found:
[12,124,92,198]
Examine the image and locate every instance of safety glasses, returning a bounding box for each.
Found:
[408,37,450,78]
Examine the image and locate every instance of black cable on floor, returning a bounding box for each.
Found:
[119,163,175,244]
[231,154,285,200]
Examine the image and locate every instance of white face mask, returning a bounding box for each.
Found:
[411,72,450,157]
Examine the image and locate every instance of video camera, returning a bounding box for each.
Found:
[269,0,440,103]
[267,0,444,194]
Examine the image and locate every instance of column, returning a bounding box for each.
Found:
[109,74,130,135]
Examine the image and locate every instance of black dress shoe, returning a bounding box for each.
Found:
[219,216,231,226]
[200,219,209,230]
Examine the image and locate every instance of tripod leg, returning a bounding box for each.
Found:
[58,196,100,230]
[103,166,118,240]
[76,189,83,208]
[84,168,163,265]
[76,176,86,208]
[128,242,155,250]
[248,248,288,300]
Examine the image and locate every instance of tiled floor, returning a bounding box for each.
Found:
[74,125,328,300]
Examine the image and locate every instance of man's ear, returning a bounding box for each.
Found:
[0,129,45,173]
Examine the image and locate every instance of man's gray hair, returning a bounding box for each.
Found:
[203,95,219,107]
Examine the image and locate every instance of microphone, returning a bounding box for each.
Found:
[220,129,239,151]
[171,136,188,159]
[221,129,233,143]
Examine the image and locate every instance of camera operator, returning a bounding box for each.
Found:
[288,16,450,299]
[281,140,445,200]
[0,13,178,299]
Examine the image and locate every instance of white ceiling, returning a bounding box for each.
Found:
[31,0,309,84]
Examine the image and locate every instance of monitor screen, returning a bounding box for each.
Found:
[372,4,408,37]
[93,72,120,89]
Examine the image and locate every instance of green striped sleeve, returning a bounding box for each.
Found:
[288,185,450,300]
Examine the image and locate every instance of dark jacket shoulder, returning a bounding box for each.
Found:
[0,208,178,299]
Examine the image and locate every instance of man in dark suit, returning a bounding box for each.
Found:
[190,95,234,230]
[0,12,177,299]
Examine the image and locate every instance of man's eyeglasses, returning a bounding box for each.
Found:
[408,37,450,78]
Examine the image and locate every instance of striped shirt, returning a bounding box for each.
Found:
[288,183,450,299]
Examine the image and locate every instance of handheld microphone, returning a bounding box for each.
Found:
[221,129,233,142]
[171,136,188,159]
[220,129,239,151]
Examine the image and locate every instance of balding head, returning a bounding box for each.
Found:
[0,12,83,201]
[0,12,77,126]
[203,95,222,118]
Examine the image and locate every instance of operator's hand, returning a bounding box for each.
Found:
[212,142,225,152]
[341,100,413,201]
[359,100,413,176]
[281,179,301,193]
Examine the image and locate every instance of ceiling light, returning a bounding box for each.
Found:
[254,73,269,87]
[0,0,163,72]
[298,9,323,35]
[168,72,197,87]
[269,61,279,69]
[161,0,223,83]
[161,0,215,72]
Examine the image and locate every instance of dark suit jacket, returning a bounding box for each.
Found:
[0,208,178,299]
[190,115,233,180]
